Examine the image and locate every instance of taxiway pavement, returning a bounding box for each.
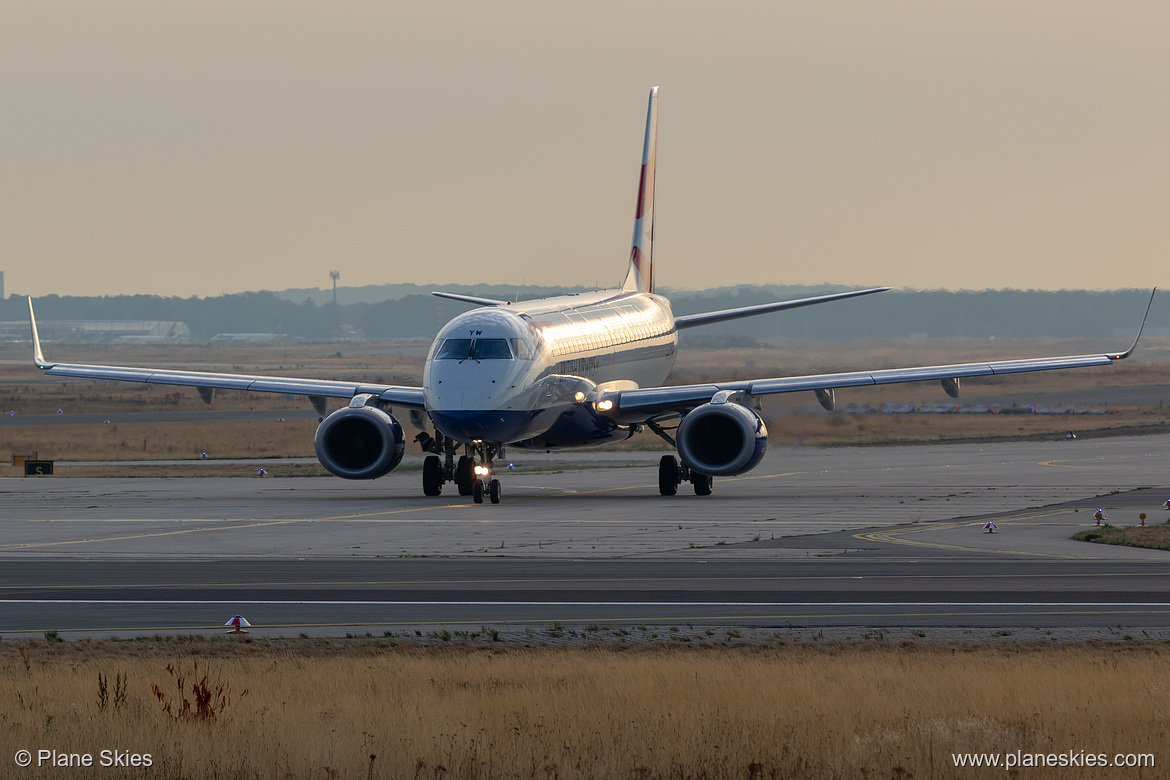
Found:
[2,435,1169,638]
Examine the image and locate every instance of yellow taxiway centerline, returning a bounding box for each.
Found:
[853,509,1089,558]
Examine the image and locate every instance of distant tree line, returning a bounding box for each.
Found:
[2,285,1160,342]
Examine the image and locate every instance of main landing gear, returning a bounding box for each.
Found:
[418,430,502,504]
[658,454,713,497]
[644,420,712,497]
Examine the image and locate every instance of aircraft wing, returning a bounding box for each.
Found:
[28,299,426,412]
[600,289,1156,420]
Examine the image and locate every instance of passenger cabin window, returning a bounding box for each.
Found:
[472,338,513,360]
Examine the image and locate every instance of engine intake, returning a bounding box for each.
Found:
[314,406,405,480]
[676,401,768,477]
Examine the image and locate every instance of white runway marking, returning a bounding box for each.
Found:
[4,600,1169,608]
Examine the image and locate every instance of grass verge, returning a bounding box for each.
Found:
[1,638,1166,779]
[1073,522,1170,551]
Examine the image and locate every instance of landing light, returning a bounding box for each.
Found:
[597,399,614,412]
[574,391,586,403]
[474,465,490,476]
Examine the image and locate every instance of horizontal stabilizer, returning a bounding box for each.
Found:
[674,287,889,329]
[432,292,510,307]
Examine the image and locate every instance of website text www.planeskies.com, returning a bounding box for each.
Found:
[953,750,1154,770]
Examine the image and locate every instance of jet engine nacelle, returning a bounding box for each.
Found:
[314,405,405,480]
[676,401,768,477]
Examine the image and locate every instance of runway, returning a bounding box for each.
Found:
[5,558,1170,639]
[2,434,1169,639]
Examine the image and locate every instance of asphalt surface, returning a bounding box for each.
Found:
[4,557,1170,639]
[2,434,1170,639]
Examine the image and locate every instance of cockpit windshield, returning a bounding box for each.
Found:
[435,339,473,360]
[472,338,513,360]
[435,338,515,360]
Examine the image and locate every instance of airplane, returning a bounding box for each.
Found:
[114,322,182,345]
[27,87,1155,504]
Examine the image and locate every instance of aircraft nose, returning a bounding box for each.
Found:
[430,409,531,442]
[428,359,524,411]
[435,389,484,408]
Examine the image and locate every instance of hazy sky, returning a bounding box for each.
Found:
[4,2,1169,298]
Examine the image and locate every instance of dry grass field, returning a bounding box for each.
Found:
[1074,523,1170,552]
[1,420,319,461]
[0,639,1164,779]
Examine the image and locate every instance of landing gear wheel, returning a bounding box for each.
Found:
[488,478,501,504]
[472,478,485,504]
[422,455,443,496]
[693,472,713,496]
[456,455,474,496]
[658,455,680,496]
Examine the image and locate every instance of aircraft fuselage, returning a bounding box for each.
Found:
[424,290,677,447]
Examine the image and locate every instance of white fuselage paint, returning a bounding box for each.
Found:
[423,289,678,445]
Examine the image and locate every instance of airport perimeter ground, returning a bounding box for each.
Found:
[4,341,1170,776]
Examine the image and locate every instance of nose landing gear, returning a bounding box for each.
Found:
[471,473,501,504]
[418,431,502,503]
[469,443,502,504]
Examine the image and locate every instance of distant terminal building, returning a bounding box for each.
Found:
[0,319,191,344]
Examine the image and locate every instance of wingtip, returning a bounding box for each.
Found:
[28,296,48,368]
[1108,287,1156,361]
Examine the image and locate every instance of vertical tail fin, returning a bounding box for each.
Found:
[622,86,658,293]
